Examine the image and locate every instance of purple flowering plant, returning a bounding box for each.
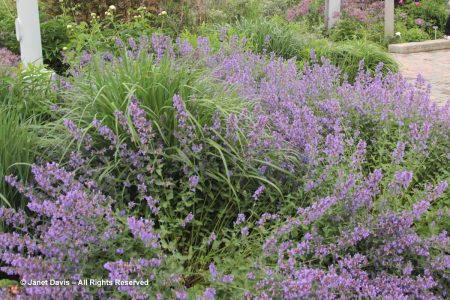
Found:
[1,33,449,299]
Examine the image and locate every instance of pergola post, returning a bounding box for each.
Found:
[15,0,43,67]
[384,0,395,38]
[325,0,341,30]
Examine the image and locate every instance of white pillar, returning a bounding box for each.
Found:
[15,0,43,66]
[384,0,395,38]
[325,0,341,30]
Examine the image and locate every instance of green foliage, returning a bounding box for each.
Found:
[258,0,298,17]
[0,65,59,210]
[402,0,448,32]
[235,17,313,59]
[64,56,195,146]
[307,39,398,81]
[40,15,71,73]
[328,17,386,46]
[0,107,35,209]
[226,19,397,81]
[1,65,56,120]
[0,279,17,289]
[40,0,159,21]
[329,18,367,42]
[403,27,432,42]
[205,0,261,23]
[0,0,18,53]
[65,12,158,55]
[0,1,70,73]
[393,0,448,41]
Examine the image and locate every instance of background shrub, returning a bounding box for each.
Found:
[41,0,159,21]
[0,0,70,73]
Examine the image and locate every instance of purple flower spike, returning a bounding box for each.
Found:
[252,185,265,201]
[394,170,414,189]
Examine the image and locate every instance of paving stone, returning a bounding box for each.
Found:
[391,49,450,106]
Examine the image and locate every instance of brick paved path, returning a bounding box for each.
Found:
[391,49,450,106]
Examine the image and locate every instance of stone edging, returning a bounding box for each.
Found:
[389,39,450,54]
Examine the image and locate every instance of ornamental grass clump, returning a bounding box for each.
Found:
[0,108,36,209]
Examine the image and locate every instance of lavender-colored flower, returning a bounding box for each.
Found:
[189,175,199,191]
[128,99,153,149]
[192,144,203,153]
[175,289,187,300]
[101,52,114,62]
[115,37,124,48]
[264,35,271,47]
[324,133,344,160]
[173,94,189,129]
[179,39,194,57]
[209,263,218,281]
[258,165,268,175]
[92,118,118,145]
[247,272,255,280]
[127,216,160,248]
[219,27,228,42]
[152,33,173,61]
[235,213,246,225]
[145,196,160,214]
[64,119,93,150]
[181,212,194,228]
[392,141,406,164]
[252,185,265,200]
[202,287,216,300]
[226,113,238,141]
[241,226,249,237]
[68,151,85,169]
[256,213,280,227]
[297,196,338,225]
[351,140,367,166]
[221,274,234,283]
[128,37,137,50]
[347,169,383,212]
[394,170,414,189]
[208,232,216,245]
[79,51,92,68]
[196,36,211,57]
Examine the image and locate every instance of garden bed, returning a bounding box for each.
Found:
[0,1,449,299]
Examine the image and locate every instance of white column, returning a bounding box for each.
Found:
[15,0,43,66]
[384,0,395,38]
[325,0,341,30]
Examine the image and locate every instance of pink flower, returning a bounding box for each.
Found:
[415,18,425,26]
